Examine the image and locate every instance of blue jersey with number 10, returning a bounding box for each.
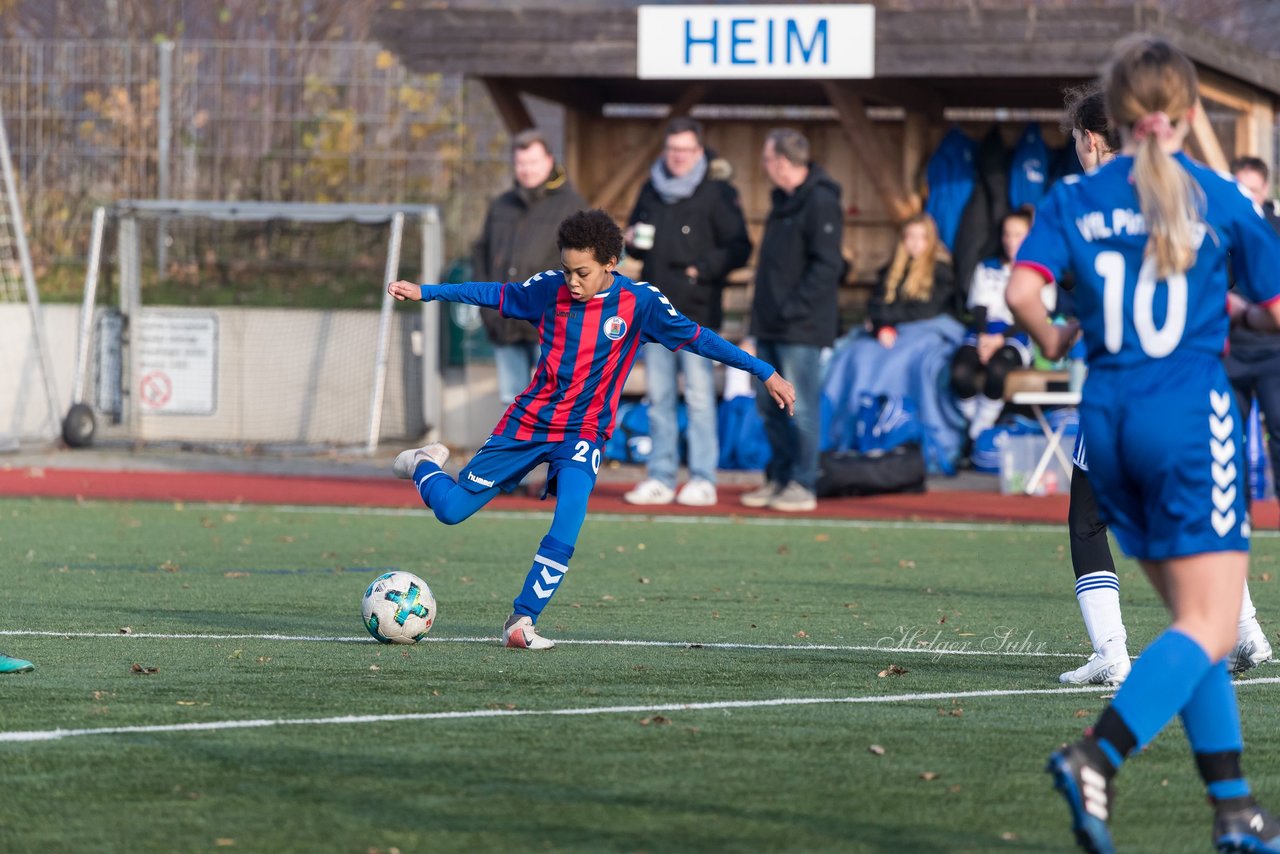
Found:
[1016,152,1280,367]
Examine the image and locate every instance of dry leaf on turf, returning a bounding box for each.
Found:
[118,626,133,635]
[1073,709,1090,718]
[868,744,886,755]
[877,664,908,678]
[919,771,939,781]
[1001,832,1018,841]
[130,663,159,675]
[639,715,672,726]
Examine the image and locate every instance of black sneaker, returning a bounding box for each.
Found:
[1214,797,1280,852]
[1047,739,1116,854]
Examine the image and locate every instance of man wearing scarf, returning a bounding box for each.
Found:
[623,117,752,507]
[473,129,586,405]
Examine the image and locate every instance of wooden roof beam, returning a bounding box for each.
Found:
[820,81,919,223]
[1189,98,1229,172]
[590,83,709,212]
[480,77,535,135]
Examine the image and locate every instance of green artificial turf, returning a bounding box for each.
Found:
[1,498,1278,853]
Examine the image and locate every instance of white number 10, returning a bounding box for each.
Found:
[1095,250,1187,358]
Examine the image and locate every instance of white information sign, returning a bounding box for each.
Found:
[135,312,218,415]
[637,5,874,80]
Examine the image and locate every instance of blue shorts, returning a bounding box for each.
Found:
[457,435,603,496]
[1081,354,1250,561]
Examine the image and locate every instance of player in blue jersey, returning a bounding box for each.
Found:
[1055,86,1273,689]
[1008,38,1280,853]
[387,209,795,650]
[0,651,34,673]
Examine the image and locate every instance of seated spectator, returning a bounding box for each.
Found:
[866,212,957,344]
[823,214,966,474]
[950,206,1055,441]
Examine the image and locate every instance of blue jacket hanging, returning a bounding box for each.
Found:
[924,128,977,251]
[1009,123,1049,209]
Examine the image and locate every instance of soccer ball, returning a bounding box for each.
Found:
[361,571,436,644]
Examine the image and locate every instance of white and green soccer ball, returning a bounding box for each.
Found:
[361,571,436,644]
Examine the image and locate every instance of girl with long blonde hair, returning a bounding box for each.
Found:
[867,213,955,348]
[1008,36,1280,852]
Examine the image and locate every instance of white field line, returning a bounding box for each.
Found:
[181,502,1280,538]
[5,677,1280,744]
[0,629,1086,658]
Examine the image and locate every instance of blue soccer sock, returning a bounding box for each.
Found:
[414,461,495,525]
[513,535,574,622]
[1181,661,1251,803]
[1093,628,1213,771]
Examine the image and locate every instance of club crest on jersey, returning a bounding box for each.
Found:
[603,315,627,340]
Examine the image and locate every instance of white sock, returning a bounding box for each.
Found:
[1075,571,1127,657]
[1239,580,1259,634]
[969,395,1004,440]
[957,395,978,422]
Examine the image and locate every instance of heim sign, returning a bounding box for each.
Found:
[637,4,875,80]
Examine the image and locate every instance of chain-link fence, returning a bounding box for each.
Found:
[0,39,513,291]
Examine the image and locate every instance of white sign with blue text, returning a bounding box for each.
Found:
[637,4,874,80]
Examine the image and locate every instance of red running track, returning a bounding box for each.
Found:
[4,465,1277,528]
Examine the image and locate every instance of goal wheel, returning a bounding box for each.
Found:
[62,403,96,448]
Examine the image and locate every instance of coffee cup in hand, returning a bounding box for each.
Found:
[632,222,656,250]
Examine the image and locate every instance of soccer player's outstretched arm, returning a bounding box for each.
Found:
[642,291,796,415]
[388,271,556,323]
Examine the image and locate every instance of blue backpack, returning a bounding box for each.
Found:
[717,396,771,471]
[854,393,924,454]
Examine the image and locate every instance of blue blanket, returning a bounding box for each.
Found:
[822,315,968,475]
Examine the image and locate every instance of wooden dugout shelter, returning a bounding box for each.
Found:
[374,2,1280,316]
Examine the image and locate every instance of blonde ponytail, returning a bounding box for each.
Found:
[1104,36,1202,279]
[1131,130,1203,279]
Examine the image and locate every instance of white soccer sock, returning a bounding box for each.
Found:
[957,395,978,422]
[968,395,1004,440]
[1239,580,1259,633]
[1075,571,1127,657]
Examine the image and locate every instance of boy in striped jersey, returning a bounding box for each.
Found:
[388,209,795,649]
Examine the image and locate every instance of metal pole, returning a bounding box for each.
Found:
[118,214,142,436]
[71,206,107,406]
[365,212,405,454]
[156,40,174,277]
[420,208,443,441]
[0,103,61,439]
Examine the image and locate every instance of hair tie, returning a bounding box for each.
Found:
[1132,111,1174,142]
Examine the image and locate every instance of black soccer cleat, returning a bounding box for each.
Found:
[1214,797,1280,853]
[1047,739,1116,854]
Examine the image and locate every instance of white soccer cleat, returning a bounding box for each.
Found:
[503,615,555,650]
[392,442,450,479]
[1059,651,1131,686]
[1229,621,1273,674]
[623,478,676,505]
[676,478,717,507]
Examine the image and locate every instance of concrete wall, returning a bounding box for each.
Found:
[0,303,436,447]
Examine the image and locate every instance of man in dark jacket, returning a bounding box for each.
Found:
[622,117,751,507]
[1228,156,1280,525]
[743,128,845,512]
[473,129,586,403]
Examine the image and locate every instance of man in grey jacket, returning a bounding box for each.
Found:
[743,128,845,512]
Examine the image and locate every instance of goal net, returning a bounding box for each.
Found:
[0,103,61,448]
[68,200,443,454]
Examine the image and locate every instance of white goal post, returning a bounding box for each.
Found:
[67,200,444,455]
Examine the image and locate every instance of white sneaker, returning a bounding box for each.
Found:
[1230,621,1274,674]
[503,615,555,650]
[392,442,450,479]
[676,478,717,507]
[1059,651,1131,686]
[623,478,676,505]
[740,481,782,508]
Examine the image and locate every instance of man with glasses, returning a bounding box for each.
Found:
[623,117,751,507]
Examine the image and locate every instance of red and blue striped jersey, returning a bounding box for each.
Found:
[421,270,774,443]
